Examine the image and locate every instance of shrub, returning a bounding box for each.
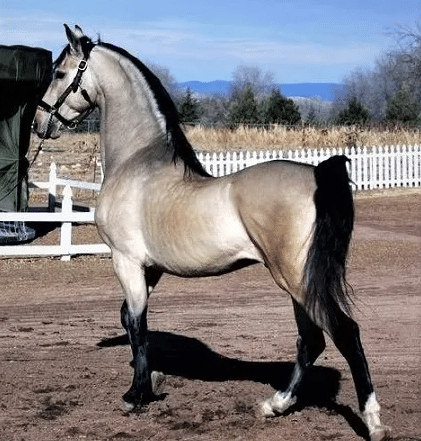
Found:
[260,89,301,125]
[178,88,201,123]
[386,87,420,124]
[336,99,371,125]
[227,84,259,126]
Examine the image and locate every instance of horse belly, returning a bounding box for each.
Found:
[145,200,262,277]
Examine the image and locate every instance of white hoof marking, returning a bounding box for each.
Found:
[122,400,135,412]
[260,391,296,417]
[363,393,391,441]
[260,399,276,417]
[369,426,392,441]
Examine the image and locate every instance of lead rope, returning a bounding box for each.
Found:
[29,137,45,169]
[28,111,55,169]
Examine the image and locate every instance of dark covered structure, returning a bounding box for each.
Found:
[0,45,52,243]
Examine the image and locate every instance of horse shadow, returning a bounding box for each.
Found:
[98,330,370,440]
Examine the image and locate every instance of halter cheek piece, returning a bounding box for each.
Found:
[39,58,96,129]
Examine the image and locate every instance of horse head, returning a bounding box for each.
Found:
[34,24,97,139]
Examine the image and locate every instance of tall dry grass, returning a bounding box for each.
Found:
[29,124,420,181]
[185,124,421,152]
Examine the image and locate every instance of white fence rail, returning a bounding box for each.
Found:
[0,185,109,260]
[197,145,421,189]
[0,162,107,260]
[0,145,420,260]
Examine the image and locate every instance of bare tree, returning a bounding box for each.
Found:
[333,21,421,122]
[147,62,181,101]
[229,65,276,102]
[389,22,421,79]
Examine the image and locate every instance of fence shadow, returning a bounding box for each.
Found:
[98,330,370,440]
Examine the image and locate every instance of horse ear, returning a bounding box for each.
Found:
[64,24,84,55]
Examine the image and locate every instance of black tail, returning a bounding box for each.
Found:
[303,155,355,332]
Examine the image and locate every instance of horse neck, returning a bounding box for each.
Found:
[92,47,170,177]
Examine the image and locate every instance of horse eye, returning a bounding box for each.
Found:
[55,71,66,80]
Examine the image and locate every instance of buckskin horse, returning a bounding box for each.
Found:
[34,25,390,441]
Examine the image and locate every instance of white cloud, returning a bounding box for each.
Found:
[1,14,70,56]
[1,14,383,82]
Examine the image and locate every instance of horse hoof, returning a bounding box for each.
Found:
[260,399,276,418]
[122,399,136,412]
[260,391,296,418]
[151,371,166,396]
[370,426,392,441]
[122,389,138,412]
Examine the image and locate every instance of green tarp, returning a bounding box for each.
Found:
[0,45,52,212]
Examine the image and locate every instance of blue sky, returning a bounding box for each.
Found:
[2,0,420,83]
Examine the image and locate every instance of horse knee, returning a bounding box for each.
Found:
[121,300,129,331]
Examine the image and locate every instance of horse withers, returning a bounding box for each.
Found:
[34,25,390,441]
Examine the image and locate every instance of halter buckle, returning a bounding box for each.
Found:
[78,59,88,71]
[66,121,78,130]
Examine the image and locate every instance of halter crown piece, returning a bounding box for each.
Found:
[39,54,96,129]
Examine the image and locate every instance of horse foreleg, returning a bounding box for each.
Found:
[123,306,149,410]
[261,299,326,416]
[120,297,166,401]
[113,252,163,410]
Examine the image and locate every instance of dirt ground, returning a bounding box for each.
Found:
[0,190,420,441]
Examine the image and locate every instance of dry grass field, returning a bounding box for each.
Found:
[30,124,421,160]
[184,124,421,151]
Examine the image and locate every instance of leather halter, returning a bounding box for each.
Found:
[39,58,96,129]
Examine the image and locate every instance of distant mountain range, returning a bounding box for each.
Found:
[179,81,343,102]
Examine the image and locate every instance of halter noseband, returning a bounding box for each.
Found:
[39,57,96,129]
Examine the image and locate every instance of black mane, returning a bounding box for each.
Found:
[97,41,211,178]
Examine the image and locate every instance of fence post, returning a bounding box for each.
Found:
[60,185,73,261]
[48,162,57,212]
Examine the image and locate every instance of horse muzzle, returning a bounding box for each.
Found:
[33,107,62,140]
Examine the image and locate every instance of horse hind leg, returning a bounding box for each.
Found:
[261,299,326,416]
[326,307,391,441]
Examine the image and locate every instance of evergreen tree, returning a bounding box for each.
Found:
[260,89,301,125]
[227,84,259,126]
[178,88,201,123]
[336,98,371,125]
[386,86,420,124]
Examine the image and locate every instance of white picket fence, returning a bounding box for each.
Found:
[0,145,419,260]
[197,145,421,190]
